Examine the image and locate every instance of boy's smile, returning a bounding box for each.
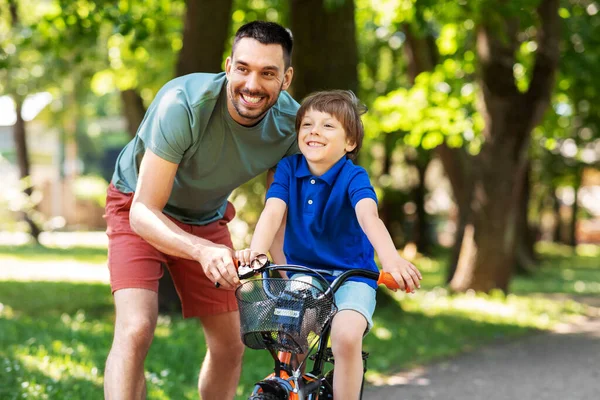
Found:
[298,109,357,176]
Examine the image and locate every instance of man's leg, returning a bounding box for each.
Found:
[104,288,158,400]
[197,311,245,400]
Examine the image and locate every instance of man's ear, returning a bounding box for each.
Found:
[282,67,293,91]
[225,57,232,77]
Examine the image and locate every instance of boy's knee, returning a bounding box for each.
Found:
[331,328,363,356]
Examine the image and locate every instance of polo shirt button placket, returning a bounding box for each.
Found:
[310,179,316,184]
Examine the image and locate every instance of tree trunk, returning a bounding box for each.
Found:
[450,0,560,292]
[13,97,42,242]
[436,144,474,283]
[290,0,358,100]
[175,0,234,76]
[158,0,233,314]
[515,161,538,275]
[120,89,146,137]
[552,186,562,242]
[568,166,582,247]
[8,1,42,242]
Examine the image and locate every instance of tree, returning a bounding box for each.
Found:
[290,0,359,99]
[373,0,562,292]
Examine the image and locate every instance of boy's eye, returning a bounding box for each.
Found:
[325,124,334,128]
[302,122,312,127]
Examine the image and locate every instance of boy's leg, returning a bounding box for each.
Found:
[330,281,377,400]
[330,310,368,400]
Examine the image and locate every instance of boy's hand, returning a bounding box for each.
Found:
[383,256,422,293]
[235,248,263,266]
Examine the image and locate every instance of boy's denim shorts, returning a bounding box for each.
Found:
[290,275,377,333]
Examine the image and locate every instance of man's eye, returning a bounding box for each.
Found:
[263,71,275,77]
[237,66,247,72]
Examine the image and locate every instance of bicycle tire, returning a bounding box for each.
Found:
[248,393,282,400]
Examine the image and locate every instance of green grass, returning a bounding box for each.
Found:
[0,242,598,399]
[0,244,107,264]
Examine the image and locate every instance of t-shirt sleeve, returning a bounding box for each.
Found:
[138,89,193,164]
[348,167,378,208]
[266,157,292,204]
[284,136,300,157]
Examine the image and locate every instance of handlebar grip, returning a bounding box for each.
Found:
[377,271,411,293]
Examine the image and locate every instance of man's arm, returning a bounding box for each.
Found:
[129,149,239,288]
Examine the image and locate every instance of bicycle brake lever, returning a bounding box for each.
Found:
[238,265,255,280]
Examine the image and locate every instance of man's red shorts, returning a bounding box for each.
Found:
[104,183,238,318]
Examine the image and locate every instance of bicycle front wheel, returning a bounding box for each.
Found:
[249,393,283,400]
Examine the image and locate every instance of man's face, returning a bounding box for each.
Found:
[225,38,293,126]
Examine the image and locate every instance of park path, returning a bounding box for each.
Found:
[365,305,600,400]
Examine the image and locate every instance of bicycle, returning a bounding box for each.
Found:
[235,254,401,400]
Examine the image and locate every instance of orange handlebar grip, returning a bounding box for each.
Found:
[377,272,400,290]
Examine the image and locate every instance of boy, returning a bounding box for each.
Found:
[237,90,422,399]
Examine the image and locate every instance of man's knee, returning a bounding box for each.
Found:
[208,335,245,363]
[114,314,157,352]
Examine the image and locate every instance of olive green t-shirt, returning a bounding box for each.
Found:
[111,72,299,225]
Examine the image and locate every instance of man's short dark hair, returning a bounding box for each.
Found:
[232,21,293,69]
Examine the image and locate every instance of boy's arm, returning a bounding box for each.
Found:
[250,198,288,255]
[355,198,422,292]
[265,168,287,264]
[268,210,288,265]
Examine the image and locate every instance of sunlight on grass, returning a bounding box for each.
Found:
[0,243,597,399]
[400,288,586,329]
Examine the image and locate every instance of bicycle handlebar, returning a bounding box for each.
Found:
[217,258,407,293]
[257,264,404,294]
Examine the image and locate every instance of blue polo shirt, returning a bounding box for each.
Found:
[266,154,380,288]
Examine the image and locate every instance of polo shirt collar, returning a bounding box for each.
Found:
[295,156,348,186]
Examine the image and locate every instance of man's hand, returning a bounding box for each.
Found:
[196,244,240,289]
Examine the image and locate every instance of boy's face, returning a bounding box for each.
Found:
[225,38,293,126]
[298,109,357,175]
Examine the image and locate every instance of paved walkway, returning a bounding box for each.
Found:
[365,312,600,400]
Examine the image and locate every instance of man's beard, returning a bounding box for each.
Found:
[228,83,283,124]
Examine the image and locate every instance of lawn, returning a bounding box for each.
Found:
[0,242,598,399]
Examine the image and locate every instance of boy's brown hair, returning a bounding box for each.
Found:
[295,90,367,161]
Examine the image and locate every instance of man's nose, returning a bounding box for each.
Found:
[245,72,261,92]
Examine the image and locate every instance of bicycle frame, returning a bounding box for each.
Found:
[242,264,398,400]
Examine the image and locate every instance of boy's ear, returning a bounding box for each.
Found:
[345,140,357,153]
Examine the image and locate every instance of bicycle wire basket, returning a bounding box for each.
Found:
[236,278,337,354]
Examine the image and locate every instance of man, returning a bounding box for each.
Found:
[103,21,297,399]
